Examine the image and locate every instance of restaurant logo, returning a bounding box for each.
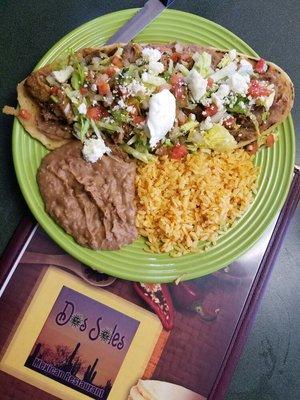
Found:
[25,287,140,399]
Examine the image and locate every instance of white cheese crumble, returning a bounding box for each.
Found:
[147,89,176,148]
[142,47,164,76]
[77,103,87,115]
[228,49,237,61]
[82,138,111,163]
[200,116,213,131]
[211,109,228,123]
[214,83,230,99]
[118,98,126,108]
[91,83,97,92]
[186,69,207,102]
[52,66,74,83]
[175,42,184,53]
[239,59,254,75]
[210,62,237,82]
[142,47,162,62]
[125,79,147,96]
[227,72,250,95]
[149,60,164,74]
[211,93,224,110]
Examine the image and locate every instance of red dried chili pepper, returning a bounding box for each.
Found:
[133,283,174,330]
[171,282,219,322]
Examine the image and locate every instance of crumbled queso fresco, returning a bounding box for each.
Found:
[47,43,276,162]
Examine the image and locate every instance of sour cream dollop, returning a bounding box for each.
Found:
[147,89,176,148]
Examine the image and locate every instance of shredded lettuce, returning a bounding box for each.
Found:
[98,121,120,132]
[74,117,90,142]
[142,73,166,86]
[111,109,130,123]
[121,144,156,163]
[217,53,232,69]
[71,70,84,90]
[50,95,59,104]
[69,51,86,90]
[203,124,237,151]
[187,129,204,145]
[168,59,174,75]
[180,120,199,133]
[126,134,137,146]
[90,119,102,138]
[210,62,236,82]
[119,65,139,83]
[176,63,189,77]
[228,97,249,115]
[163,138,173,147]
[193,52,212,78]
[248,112,260,133]
[261,110,270,122]
[64,87,80,104]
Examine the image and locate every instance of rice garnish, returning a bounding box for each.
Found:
[136,149,259,256]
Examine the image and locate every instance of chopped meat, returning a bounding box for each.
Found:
[36,112,73,140]
[24,67,52,103]
[37,105,73,140]
[52,90,74,124]
[122,43,142,64]
[37,141,137,250]
[229,115,257,142]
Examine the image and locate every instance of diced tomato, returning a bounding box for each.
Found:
[176,109,187,125]
[180,53,191,62]
[106,66,117,77]
[248,79,271,98]
[255,58,267,74]
[132,115,146,125]
[112,56,123,68]
[170,73,184,86]
[86,105,109,121]
[246,142,259,155]
[18,109,31,120]
[50,86,60,95]
[171,52,181,63]
[266,133,275,147]
[223,116,236,128]
[170,144,188,160]
[97,80,110,96]
[80,87,89,96]
[207,77,214,88]
[204,104,218,117]
[170,74,187,103]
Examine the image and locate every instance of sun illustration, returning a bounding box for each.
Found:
[69,313,84,328]
[100,328,112,342]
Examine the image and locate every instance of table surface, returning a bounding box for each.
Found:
[0,1,299,399]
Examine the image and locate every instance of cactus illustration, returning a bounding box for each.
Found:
[83,358,99,383]
[90,370,97,383]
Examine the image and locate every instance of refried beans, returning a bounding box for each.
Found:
[37,141,137,250]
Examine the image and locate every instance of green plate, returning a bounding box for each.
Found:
[12,9,295,282]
